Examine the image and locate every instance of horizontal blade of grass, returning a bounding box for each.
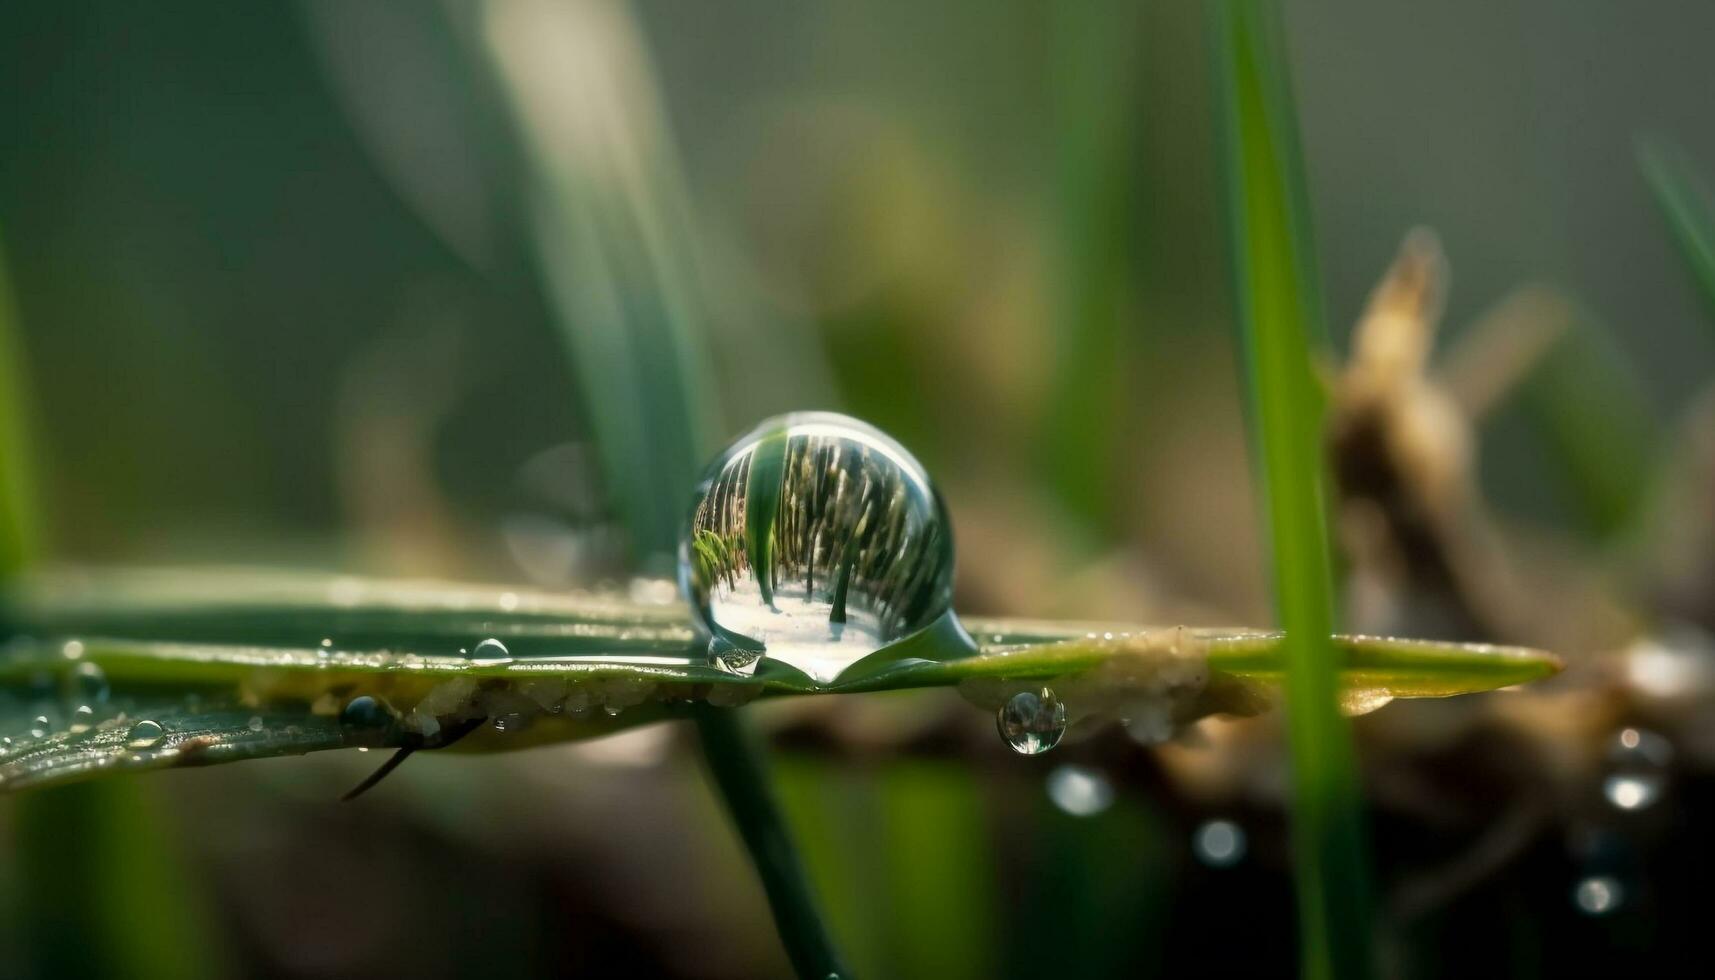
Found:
[0,568,1559,793]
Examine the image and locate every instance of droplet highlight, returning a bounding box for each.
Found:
[681,412,955,683]
[997,688,1067,755]
[471,638,513,665]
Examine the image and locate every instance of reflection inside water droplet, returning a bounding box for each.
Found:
[126,719,165,749]
[1573,875,1623,915]
[997,688,1067,755]
[1046,764,1114,816]
[1194,819,1246,867]
[471,638,513,665]
[680,413,955,683]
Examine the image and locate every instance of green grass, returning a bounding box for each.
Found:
[1,227,221,978]
[1640,138,1715,338]
[1211,3,1374,977]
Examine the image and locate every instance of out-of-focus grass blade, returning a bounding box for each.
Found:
[1039,0,1145,536]
[478,0,718,567]
[1520,313,1660,539]
[1210,3,1373,977]
[0,240,35,579]
[1640,139,1715,338]
[0,230,221,978]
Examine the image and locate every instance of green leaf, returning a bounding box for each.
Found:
[0,569,1559,794]
[1212,1,1372,976]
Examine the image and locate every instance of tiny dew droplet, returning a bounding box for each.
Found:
[997,688,1067,755]
[29,715,49,739]
[70,705,94,731]
[71,661,110,705]
[680,412,956,683]
[471,638,513,665]
[247,715,265,733]
[340,695,392,728]
[126,719,165,749]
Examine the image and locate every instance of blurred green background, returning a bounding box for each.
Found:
[2,1,1713,977]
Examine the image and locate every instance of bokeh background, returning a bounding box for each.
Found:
[2,1,1714,977]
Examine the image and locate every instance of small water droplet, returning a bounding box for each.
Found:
[1194,819,1247,867]
[247,716,265,732]
[471,638,513,665]
[320,637,334,649]
[340,695,392,728]
[29,715,49,739]
[126,720,165,749]
[997,688,1067,755]
[681,413,955,683]
[1046,764,1114,817]
[61,639,85,660]
[69,661,109,706]
[1573,875,1623,916]
[70,704,94,731]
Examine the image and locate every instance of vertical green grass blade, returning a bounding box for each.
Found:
[1039,0,1145,536]
[1640,139,1715,339]
[0,239,35,577]
[474,4,845,975]
[1,229,221,977]
[1210,4,1374,978]
[693,707,849,980]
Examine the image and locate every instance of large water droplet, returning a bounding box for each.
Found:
[997,688,1067,755]
[1603,726,1671,811]
[1193,819,1247,867]
[126,719,165,749]
[471,638,513,665]
[680,413,955,683]
[1046,764,1114,816]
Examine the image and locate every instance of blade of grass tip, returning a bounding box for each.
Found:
[1639,138,1715,340]
[475,3,847,974]
[1210,4,1374,978]
[0,231,221,977]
